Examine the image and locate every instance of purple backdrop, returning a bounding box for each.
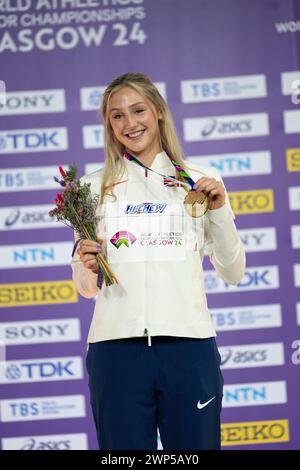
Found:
[0,0,299,450]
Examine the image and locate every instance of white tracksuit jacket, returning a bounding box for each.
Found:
[71,151,245,345]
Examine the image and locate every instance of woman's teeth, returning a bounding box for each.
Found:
[127,130,145,138]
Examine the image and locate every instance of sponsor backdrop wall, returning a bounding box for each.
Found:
[0,0,299,450]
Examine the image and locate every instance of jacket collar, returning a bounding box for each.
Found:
[150,150,174,171]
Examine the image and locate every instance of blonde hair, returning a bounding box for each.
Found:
[99,72,186,203]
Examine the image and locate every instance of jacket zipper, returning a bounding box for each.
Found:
[144,328,152,347]
[143,168,151,347]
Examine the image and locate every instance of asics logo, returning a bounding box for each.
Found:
[197,396,216,410]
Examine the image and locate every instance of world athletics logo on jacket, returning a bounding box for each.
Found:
[124,202,167,215]
[110,231,137,249]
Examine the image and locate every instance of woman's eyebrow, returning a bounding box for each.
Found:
[109,101,146,112]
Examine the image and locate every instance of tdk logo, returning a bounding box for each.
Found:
[5,365,21,380]
[125,203,167,214]
[0,128,68,154]
[235,269,273,287]
[205,266,279,293]
[5,361,73,379]
[0,357,83,383]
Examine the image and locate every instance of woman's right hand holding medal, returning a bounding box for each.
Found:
[193,177,225,211]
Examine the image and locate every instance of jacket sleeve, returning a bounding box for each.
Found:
[204,172,246,285]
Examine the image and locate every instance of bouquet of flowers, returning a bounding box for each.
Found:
[49,164,118,287]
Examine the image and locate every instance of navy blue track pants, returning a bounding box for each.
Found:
[86,336,223,450]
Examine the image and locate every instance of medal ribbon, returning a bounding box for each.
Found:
[123,151,195,190]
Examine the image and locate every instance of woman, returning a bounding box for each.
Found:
[71,72,245,450]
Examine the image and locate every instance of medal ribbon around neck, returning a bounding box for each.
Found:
[123,151,208,217]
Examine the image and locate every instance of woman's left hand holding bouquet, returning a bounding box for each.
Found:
[77,239,103,274]
[49,163,118,287]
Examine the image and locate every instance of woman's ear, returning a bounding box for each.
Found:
[158,110,163,120]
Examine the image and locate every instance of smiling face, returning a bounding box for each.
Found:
[108,86,162,164]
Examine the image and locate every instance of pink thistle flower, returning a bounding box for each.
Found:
[58,166,66,177]
[55,193,65,205]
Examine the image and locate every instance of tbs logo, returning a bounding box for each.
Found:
[10,402,39,418]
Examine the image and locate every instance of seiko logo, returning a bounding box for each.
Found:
[0,280,78,307]
[221,420,289,445]
[229,190,273,213]
[286,148,300,171]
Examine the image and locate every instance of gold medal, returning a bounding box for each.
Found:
[184,190,208,217]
